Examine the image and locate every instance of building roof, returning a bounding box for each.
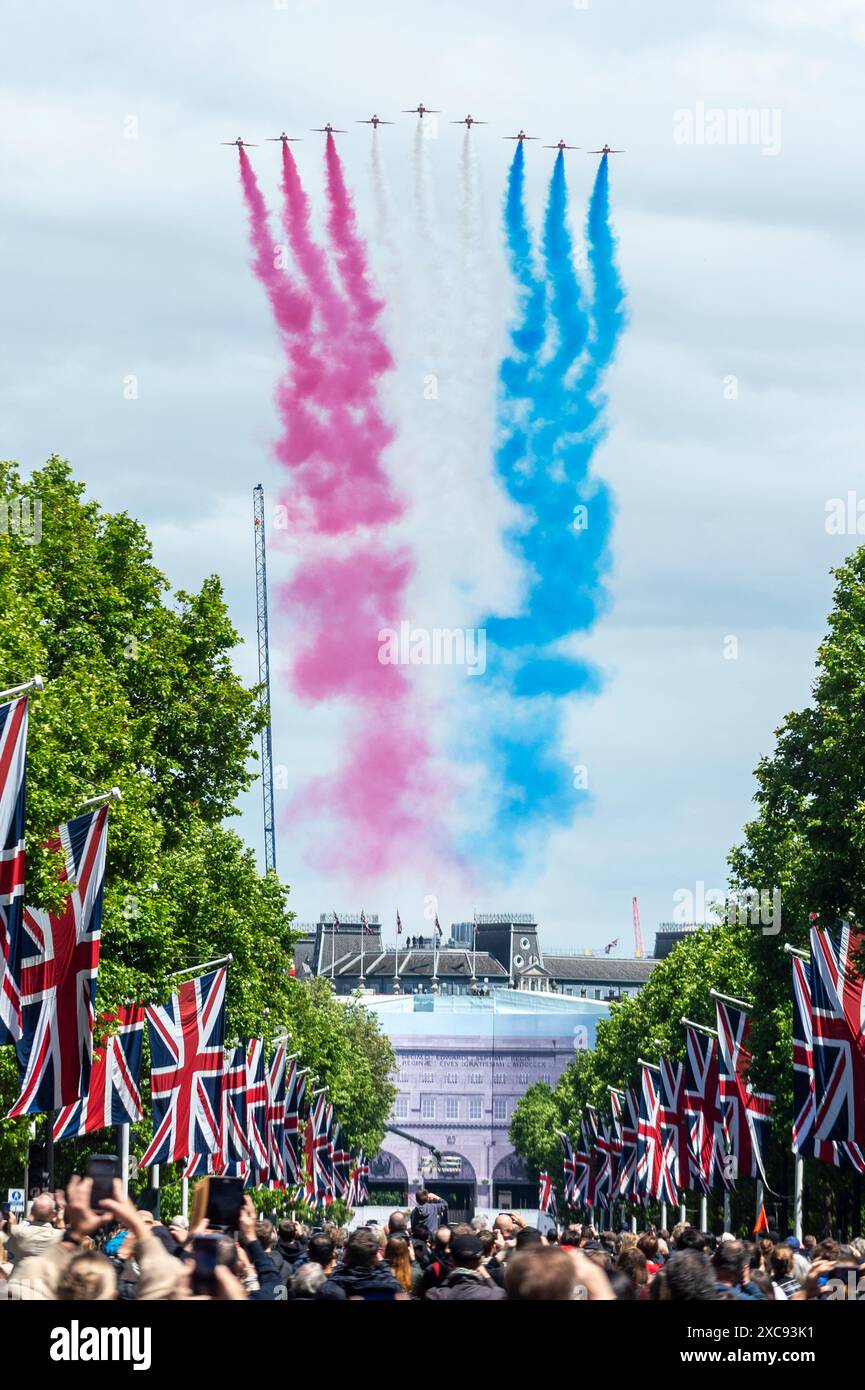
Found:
[543,955,658,983]
[335,949,508,979]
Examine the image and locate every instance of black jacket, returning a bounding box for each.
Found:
[276,1237,308,1272]
[241,1238,284,1301]
[426,1268,505,1301]
[320,1260,404,1301]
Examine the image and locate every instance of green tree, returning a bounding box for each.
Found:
[0,458,395,1184]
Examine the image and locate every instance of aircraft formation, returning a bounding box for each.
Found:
[221,107,623,156]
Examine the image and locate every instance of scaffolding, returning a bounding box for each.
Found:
[253,484,277,873]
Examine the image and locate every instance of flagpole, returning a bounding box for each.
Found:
[46,1110,55,1191]
[331,912,337,980]
[680,1017,718,1038]
[170,953,233,978]
[472,911,477,984]
[699,1194,707,1229]
[360,911,365,989]
[79,786,122,808]
[793,1154,804,1243]
[119,1123,130,1197]
[709,987,754,1011]
[786,947,808,1244]
[723,1190,731,1232]
[0,674,44,702]
[181,1175,189,1219]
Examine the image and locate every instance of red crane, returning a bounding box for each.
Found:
[632,896,644,958]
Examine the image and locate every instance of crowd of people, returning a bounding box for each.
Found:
[2,1179,863,1301]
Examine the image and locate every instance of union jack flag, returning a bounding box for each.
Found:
[578,1112,597,1205]
[636,1064,666,1201]
[54,1004,144,1139]
[614,1087,640,1201]
[658,1057,688,1201]
[245,1037,269,1187]
[684,1026,733,1192]
[811,923,865,1147]
[587,1107,614,1209]
[538,1170,555,1215]
[9,807,109,1118]
[332,1122,350,1200]
[308,1090,330,1205]
[792,952,865,1171]
[183,1043,249,1179]
[356,1149,369,1204]
[0,696,29,1044]
[140,967,226,1166]
[715,999,773,1185]
[222,1043,249,1171]
[266,1042,287,1189]
[324,1100,336,1204]
[560,1132,576,1205]
[284,1058,303,1186]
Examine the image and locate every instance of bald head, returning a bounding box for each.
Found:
[30,1193,56,1224]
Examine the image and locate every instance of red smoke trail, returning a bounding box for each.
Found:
[238,145,400,535]
[238,147,311,338]
[323,133,392,378]
[280,144,350,342]
[234,142,443,873]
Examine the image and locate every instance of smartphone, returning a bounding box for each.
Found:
[191,1234,221,1297]
[190,1176,245,1231]
[87,1153,119,1208]
[1,1202,11,1216]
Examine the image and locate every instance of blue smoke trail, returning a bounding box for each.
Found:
[473,151,626,856]
[495,142,548,500]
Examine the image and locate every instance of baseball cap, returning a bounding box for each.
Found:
[451,1233,483,1262]
[169,1215,190,1231]
[785,1236,801,1251]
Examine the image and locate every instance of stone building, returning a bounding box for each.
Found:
[292,912,657,1001]
[364,990,610,1216]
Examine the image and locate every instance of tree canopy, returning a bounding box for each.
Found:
[511,547,865,1233]
[0,457,394,1183]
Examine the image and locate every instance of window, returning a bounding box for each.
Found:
[394,1095,408,1119]
[493,1073,505,1085]
[421,1095,435,1120]
[518,1073,529,1086]
[469,1073,483,1085]
[493,1098,507,1121]
[468,1097,483,1121]
[445,1097,459,1121]
[445,1074,458,1085]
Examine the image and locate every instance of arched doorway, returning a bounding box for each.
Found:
[420,1152,477,1222]
[367,1150,409,1206]
[492,1152,534,1210]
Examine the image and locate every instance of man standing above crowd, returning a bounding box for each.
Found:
[410,1189,449,1243]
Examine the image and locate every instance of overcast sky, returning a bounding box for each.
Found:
[3,0,865,951]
